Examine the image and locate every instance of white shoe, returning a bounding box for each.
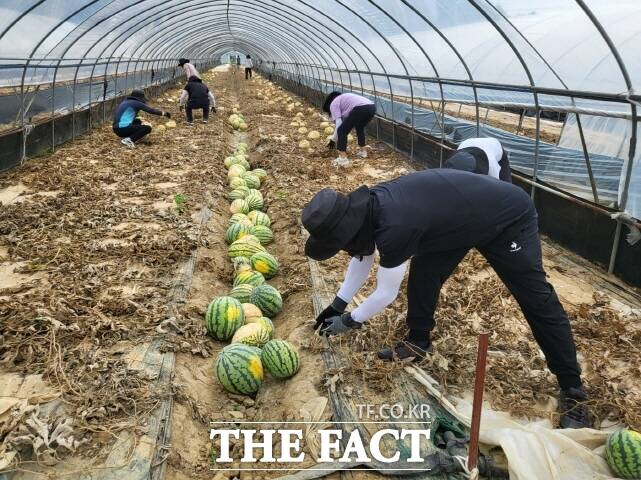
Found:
[332,157,350,167]
[121,137,135,148]
[356,150,368,158]
[203,120,208,124]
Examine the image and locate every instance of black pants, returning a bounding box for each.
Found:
[245,67,252,79]
[406,210,582,390]
[113,118,151,142]
[185,100,209,123]
[337,104,376,151]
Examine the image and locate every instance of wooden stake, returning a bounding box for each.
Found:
[468,332,489,473]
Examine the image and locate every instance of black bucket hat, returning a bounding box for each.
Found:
[322,91,342,113]
[129,89,147,103]
[302,186,370,261]
[444,148,489,175]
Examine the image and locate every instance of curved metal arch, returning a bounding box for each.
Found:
[573,0,637,213]
[122,0,375,95]
[399,0,481,137]
[465,0,541,197]
[143,15,327,87]
[0,0,47,41]
[130,6,344,88]
[366,0,446,160]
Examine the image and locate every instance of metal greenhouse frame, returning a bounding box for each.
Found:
[1,0,640,282]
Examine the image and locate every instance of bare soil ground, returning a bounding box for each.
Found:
[0,67,639,479]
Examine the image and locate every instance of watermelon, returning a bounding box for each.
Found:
[242,303,263,321]
[261,340,300,378]
[233,256,253,273]
[229,213,250,226]
[606,429,641,479]
[243,174,261,190]
[229,177,247,189]
[228,237,266,259]
[230,199,249,214]
[248,188,263,200]
[228,164,246,179]
[250,284,282,317]
[229,284,255,303]
[225,222,251,244]
[232,323,270,347]
[205,296,244,341]
[247,210,271,227]
[233,270,266,287]
[224,155,247,169]
[250,252,279,279]
[245,192,264,211]
[250,225,274,245]
[246,316,274,337]
[229,186,250,201]
[252,168,267,182]
[236,142,249,153]
[215,344,263,395]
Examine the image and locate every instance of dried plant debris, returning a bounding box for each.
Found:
[1,68,640,476]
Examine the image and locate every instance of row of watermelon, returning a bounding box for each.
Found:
[205,140,300,396]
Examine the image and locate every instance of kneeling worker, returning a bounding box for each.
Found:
[113,90,170,148]
[445,137,512,182]
[302,169,590,429]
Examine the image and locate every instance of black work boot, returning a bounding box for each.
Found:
[559,387,591,429]
[377,340,432,362]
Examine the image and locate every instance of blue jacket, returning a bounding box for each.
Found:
[113,96,162,129]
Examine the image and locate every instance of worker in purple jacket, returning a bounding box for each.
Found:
[322,91,376,167]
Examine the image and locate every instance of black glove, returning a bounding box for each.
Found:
[319,312,362,337]
[163,111,171,118]
[211,106,217,113]
[327,139,336,150]
[313,296,347,331]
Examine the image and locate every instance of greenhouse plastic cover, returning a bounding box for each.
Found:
[0,0,640,218]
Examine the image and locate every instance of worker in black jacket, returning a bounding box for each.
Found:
[179,76,216,125]
[302,169,590,429]
[112,89,170,148]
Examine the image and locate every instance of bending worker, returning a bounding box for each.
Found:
[445,137,512,182]
[302,169,590,429]
[112,89,170,148]
[323,91,376,168]
[178,58,200,79]
[179,75,216,125]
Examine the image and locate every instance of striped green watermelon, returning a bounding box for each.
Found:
[261,340,300,378]
[229,284,255,303]
[229,199,250,214]
[229,177,247,189]
[229,213,250,226]
[606,429,641,479]
[250,225,273,245]
[232,323,270,347]
[247,210,271,227]
[229,186,250,201]
[233,256,253,273]
[215,344,263,395]
[224,156,236,169]
[228,164,246,179]
[233,270,266,287]
[252,168,267,182]
[250,284,282,318]
[243,174,261,190]
[236,143,249,153]
[245,192,264,211]
[228,236,266,259]
[225,222,251,244]
[250,252,279,279]
[205,296,244,341]
[245,316,274,337]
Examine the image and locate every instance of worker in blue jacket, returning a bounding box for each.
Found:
[112,90,170,148]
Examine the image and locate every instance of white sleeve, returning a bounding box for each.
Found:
[351,262,407,323]
[336,255,375,304]
[208,91,216,106]
[179,90,188,106]
[332,117,342,142]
